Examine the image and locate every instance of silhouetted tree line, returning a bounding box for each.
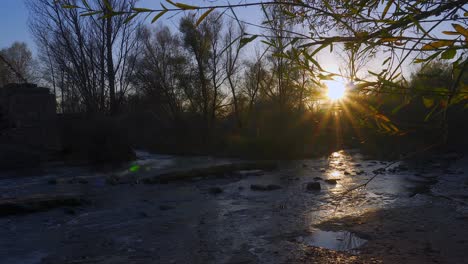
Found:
[0,0,467,161]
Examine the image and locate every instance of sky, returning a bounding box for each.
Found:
[0,0,262,53]
[0,0,34,51]
[0,0,457,84]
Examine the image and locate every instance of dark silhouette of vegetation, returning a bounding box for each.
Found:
[1,0,468,162]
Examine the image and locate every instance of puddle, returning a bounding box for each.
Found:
[296,230,367,252]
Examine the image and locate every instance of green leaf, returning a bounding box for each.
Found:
[81,0,90,9]
[440,48,456,60]
[167,1,197,10]
[103,0,113,11]
[151,10,167,23]
[421,40,454,50]
[196,7,215,26]
[442,31,459,35]
[382,57,391,65]
[422,97,434,108]
[239,35,258,49]
[132,7,153,12]
[452,23,468,37]
[124,13,138,24]
[81,11,102,17]
[414,51,441,63]
[62,5,79,9]
[381,0,394,19]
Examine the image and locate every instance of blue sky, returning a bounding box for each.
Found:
[0,0,261,54]
[0,0,34,51]
[1,0,453,80]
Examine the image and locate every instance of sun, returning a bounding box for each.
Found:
[325,80,346,101]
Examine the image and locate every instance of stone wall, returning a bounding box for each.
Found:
[0,83,59,150]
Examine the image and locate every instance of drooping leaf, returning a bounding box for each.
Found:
[103,0,113,11]
[196,7,215,26]
[81,0,90,9]
[239,35,258,49]
[442,31,459,35]
[124,13,138,24]
[422,97,434,108]
[440,48,456,60]
[62,5,79,9]
[421,40,454,50]
[151,10,168,23]
[382,0,394,19]
[132,7,153,12]
[452,23,468,37]
[81,11,102,17]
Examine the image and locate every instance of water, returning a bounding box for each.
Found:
[296,229,367,252]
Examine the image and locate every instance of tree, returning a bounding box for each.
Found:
[133,25,189,120]
[28,0,141,114]
[0,42,35,86]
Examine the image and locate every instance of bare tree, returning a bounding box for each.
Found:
[0,42,35,86]
[28,0,141,114]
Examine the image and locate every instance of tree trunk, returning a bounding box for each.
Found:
[106,9,116,115]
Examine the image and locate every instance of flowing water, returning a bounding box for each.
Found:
[0,149,465,263]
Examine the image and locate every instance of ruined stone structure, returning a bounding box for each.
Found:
[0,83,58,150]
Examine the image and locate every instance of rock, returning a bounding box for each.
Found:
[373,168,386,174]
[306,182,321,191]
[302,164,308,168]
[235,170,264,177]
[324,179,338,185]
[314,177,323,181]
[344,171,350,175]
[0,194,85,216]
[320,168,326,172]
[208,187,223,194]
[143,161,277,184]
[355,163,362,167]
[250,184,282,191]
[68,177,89,184]
[159,205,175,211]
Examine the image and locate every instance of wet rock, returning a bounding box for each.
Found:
[159,205,175,211]
[250,184,282,191]
[68,177,89,184]
[325,179,338,185]
[302,164,308,168]
[208,187,223,195]
[306,182,321,191]
[373,168,386,174]
[344,171,350,175]
[143,161,277,184]
[314,177,323,181]
[355,163,362,167]
[320,168,326,172]
[0,194,85,216]
[235,170,264,177]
